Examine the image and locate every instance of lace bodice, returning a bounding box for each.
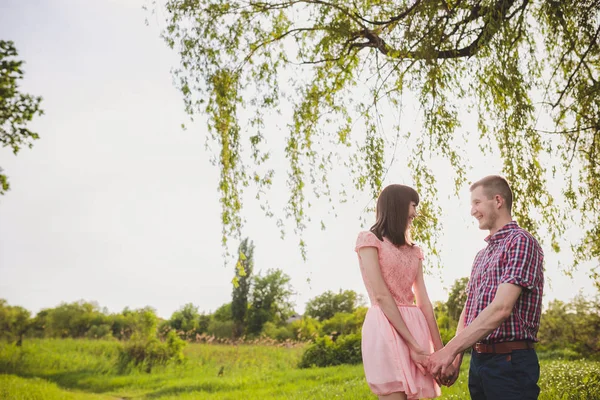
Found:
[355,231,424,306]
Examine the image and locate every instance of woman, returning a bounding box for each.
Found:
[355,184,442,399]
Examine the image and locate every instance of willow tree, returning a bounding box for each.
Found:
[0,40,44,195]
[152,0,599,279]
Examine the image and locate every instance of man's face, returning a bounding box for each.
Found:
[470,186,498,231]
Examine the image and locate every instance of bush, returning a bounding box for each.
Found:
[261,322,295,341]
[439,327,456,346]
[319,308,365,337]
[85,324,112,340]
[206,320,234,339]
[537,348,583,361]
[298,333,362,368]
[118,330,186,372]
[333,334,362,364]
[289,317,321,342]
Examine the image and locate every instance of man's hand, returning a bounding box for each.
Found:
[428,346,456,379]
[434,363,456,386]
[442,366,460,386]
[438,355,462,386]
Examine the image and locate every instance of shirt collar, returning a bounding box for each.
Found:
[484,221,519,243]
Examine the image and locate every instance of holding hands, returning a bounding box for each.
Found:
[430,351,462,387]
[410,345,462,387]
[408,346,431,376]
[429,346,462,386]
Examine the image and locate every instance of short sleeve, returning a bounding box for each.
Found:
[355,231,383,253]
[500,233,543,291]
[414,245,424,261]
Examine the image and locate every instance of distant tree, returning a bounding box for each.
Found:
[37,301,106,338]
[305,289,363,321]
[320,312,362,336]
[538,293,600,358]
[289,316,322,342]
[28,308,49,338]
[446,277,469,322]
[213,303,233,322]
[168,303,202,336]
[0,40,43,194]
[231,238,255,337]
[247,269,295,335]
[433,301,455,345]
[198,313,211,334]
[107,306,159,341]
[0,299,31,343]
[122,306,159,340]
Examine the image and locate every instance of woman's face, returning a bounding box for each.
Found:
[408,201,418,226]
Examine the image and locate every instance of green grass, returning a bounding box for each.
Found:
[1,339,599,399]
[0,374,113,400]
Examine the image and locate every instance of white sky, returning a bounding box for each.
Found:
[0,0,596,319]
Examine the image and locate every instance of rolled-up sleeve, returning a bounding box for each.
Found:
[500,233,543,291]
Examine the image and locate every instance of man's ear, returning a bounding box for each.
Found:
[495,195,504,209]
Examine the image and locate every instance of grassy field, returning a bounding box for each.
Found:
[0,339,599,399]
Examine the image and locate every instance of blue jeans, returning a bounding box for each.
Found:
[469,349,540,399]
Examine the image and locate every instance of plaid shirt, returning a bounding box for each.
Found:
[464,221,544,343]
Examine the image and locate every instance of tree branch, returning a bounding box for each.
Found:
[552,23,600,108]
[355,0,423,26]
[345,0,520,60]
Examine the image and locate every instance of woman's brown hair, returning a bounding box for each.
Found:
[370,184,420,246]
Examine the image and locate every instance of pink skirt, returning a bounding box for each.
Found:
[361,305,441,398]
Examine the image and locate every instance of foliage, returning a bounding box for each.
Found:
[538,360,600,399]
[85,324,112,340]
[537,293,600,359]
[165,303,210,340]
[0,375,112,400]
[117,306,160,340]
[0,299,30,342]
[537,348,583,361]
[0,40,44,195]
[298,334,362,368]
[289,316,322,342]
[260,321,295,342]
[433,301,457,345]
[153,0,600,277]
[320,309,365,336]
[304,290,364,321]
[212,302,233,322]
[446,277,469,322]
[206,319,235,339]
[432,277,469,344]
[247,269,295,335]
[1,299,168,343]
[231,237,255,337]
[1,339,599,398]
[167,303,200,332]
[118,330,186,373]
[30,301,108,339]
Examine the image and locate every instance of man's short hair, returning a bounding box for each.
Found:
[470,175,513,212]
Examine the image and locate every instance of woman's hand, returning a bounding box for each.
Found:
[409,346,430,375]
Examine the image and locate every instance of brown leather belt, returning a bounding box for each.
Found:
[472,340,535,354]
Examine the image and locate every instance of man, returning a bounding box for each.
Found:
[429,175,544,399]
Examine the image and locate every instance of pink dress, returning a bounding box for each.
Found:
[355,231,441,399]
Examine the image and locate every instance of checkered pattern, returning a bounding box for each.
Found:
[464,221,544,343]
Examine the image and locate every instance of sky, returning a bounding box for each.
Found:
[0,0,596,319]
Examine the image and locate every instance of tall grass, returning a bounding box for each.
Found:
[0,374,113,400]
[1,339,599,399]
